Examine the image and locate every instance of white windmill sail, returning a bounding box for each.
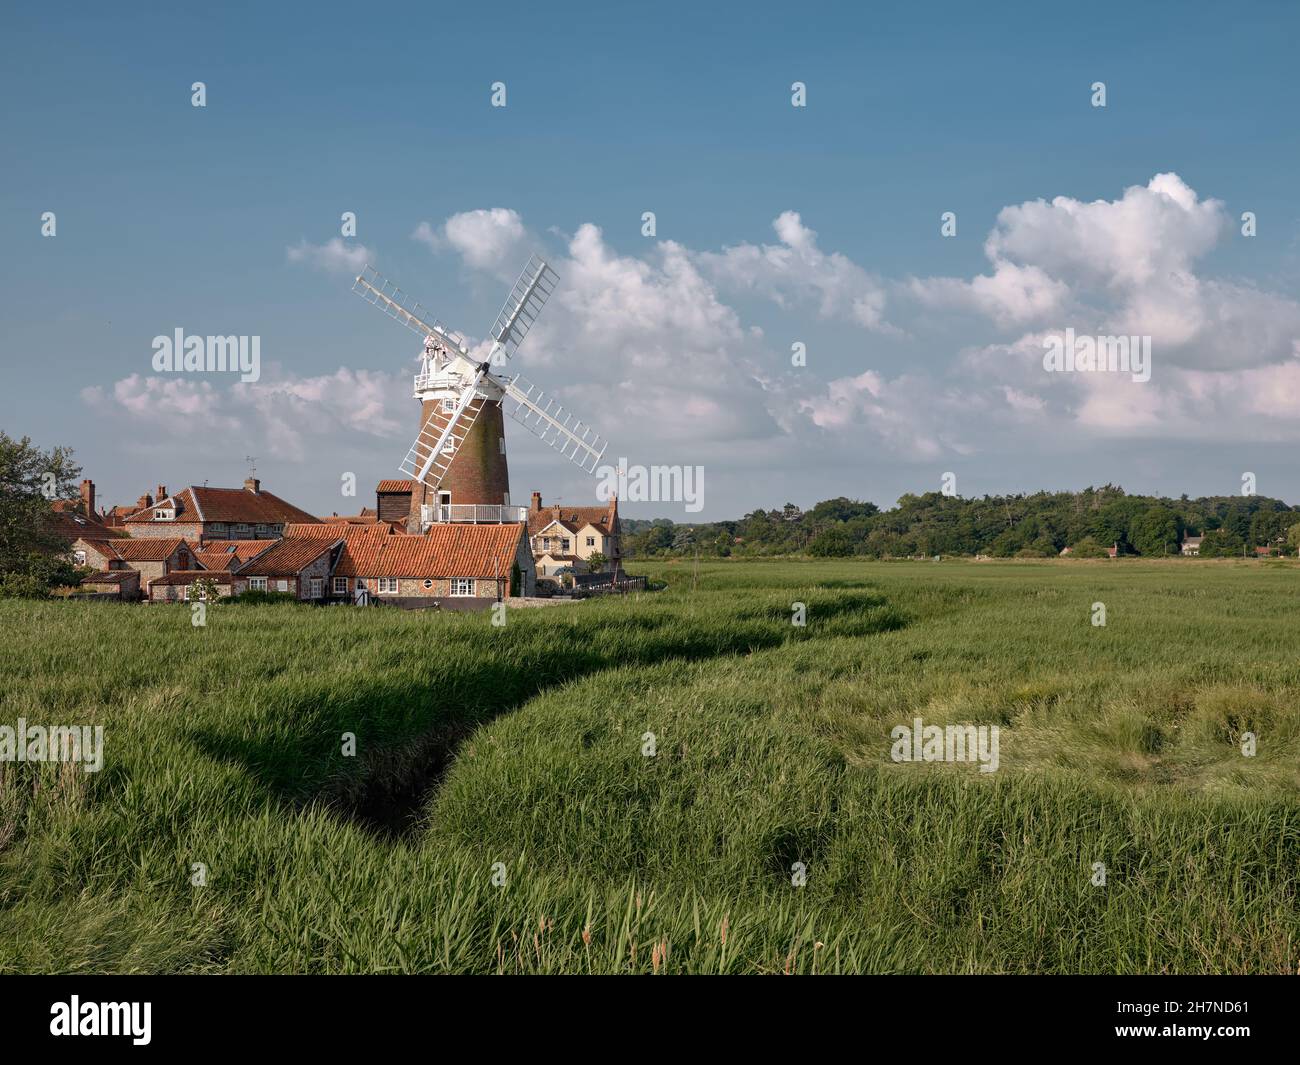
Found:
[353,265,468,354]
[501,374,607,473]
[484,256,559,367]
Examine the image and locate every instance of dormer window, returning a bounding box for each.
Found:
[154,508,174,520]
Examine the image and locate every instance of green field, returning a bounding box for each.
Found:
[2,558,1298,973]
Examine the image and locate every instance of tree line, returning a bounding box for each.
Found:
[623,486,1300,560]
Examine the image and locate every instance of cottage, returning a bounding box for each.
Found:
[1181,535,1203,557]
[331,523,535,608]
[526,493,621,578]
[233,537,342,600]
[78,569,140,599]
[70,536,198,594]
[121,479,320,542]
[148,570,237,602]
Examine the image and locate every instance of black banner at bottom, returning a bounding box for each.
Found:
[2,975,1291,1051]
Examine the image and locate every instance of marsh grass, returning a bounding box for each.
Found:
[1,559,1297,972]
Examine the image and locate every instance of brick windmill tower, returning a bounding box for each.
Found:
[353,257,608,532]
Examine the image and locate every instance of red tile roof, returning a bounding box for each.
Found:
[150,569,235,587]
[334,523,523,579]
[376,479,415,494]
[48,504,127,541]
[74,536,193,562]
[193,540,278,571]
[527,502,618,538]
[284,522,394,542]
[113,537,193,562]
[79,570,139,585]
[236,537,339,576]
[122,486,320,526]
[318,512,381,525]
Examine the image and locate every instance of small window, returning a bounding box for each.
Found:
[249,577,267,591]
[423,579,433,589]
[562,539,570,552]
[276,579,289,593]
[586,537,595,547]
[376,577,398,593]
[310,578,323,598]
[74,550,86,565]
[451,578,473,597]
[182,586,190,600]
[441,397,456,413]
[333,577,347,594]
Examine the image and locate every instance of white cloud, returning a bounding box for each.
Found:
[985,172,1225,289]
[286,238,371,274]
[697,211,893,331]
[414,208,529,277]
[910,260,1070,326]
[82,367,406,464]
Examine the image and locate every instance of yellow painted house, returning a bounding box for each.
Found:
[526,493,621,578]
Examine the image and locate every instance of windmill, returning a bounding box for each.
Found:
[352,256,608,531]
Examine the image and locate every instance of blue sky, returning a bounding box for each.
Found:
[3,1,1299,519]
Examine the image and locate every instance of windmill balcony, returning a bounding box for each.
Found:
[413,369,464,394]
[421,503,527,526]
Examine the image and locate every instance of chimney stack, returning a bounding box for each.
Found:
[156,485,167,502]
[245,477,260,493]
[79,479,95,516]
[530,491,542,513]
[137,492,154,509]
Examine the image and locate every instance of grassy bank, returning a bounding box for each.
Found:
[2,559,1297,972]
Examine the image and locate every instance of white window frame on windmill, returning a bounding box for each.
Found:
[351,256,609,525]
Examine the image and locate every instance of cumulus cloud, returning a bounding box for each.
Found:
[697,211,893,331]
[910,260,1070,327]
[908,172,1300,442]
[83,367,406,464]
[286,238,371,274]
[413,208,529,277]
[986,172,1225,289]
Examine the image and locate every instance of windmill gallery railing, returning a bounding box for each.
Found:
[421,503,528,525]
